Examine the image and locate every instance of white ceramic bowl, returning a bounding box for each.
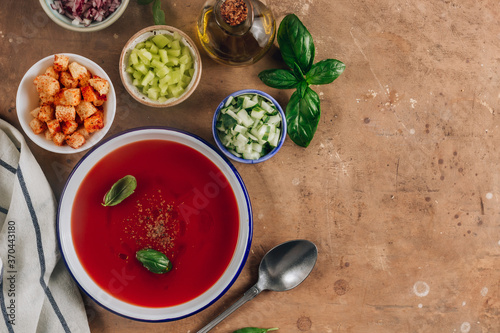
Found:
[57,127,252,321]
[16,53,116,154]
[39,0,129,32]
[119,25,202,108]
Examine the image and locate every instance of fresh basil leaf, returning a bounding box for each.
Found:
[137,0,154,4]
[258,69,301,89]
[306,59,345,85]
[136,249,172,274]
[277,14,315,74]
[233,328,279,333]
[296,80,308,98]
[102,175,137,207]
[285,87,320,147]
[153,0,166,25]
[290,61,304,82]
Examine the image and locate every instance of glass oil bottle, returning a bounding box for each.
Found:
[197,0,276,66]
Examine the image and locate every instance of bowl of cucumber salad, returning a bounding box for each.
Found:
[119,25,202,107]
[213,89,286,163]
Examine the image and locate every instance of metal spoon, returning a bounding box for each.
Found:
[197,239,318,333]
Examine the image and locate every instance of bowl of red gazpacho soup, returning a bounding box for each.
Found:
[57,127,252,321]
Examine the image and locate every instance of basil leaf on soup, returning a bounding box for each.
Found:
[136,249,173,274]
[102,175,137,207]
[285,87,320,147]
[277,14,315,74]
[306,59,346,85]
[258,69,301,89]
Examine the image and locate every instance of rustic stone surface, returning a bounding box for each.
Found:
[1,0,499,332]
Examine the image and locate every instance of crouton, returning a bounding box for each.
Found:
[45,66,59,80]
[59,71,79,88]
[34,75,60,96]
[89,76,110,95]
[37,104,55,122]
[61,120,78,135]
[29,118,47,134]
[75,101,97,120]
[30,107,40,118]
[79,70,92,87]
[44,129,53,141]
[46,119,61,135]
[84,112,104,133]
[53,54,69,72]
[52,132,66,146]
[55,105,76,122]
[68,62,88,81]
[54,88,81,106]
[81,86,99,102]
[39,93,55,105]
[65,132,86,149]
[93,92,107,107]
[76,126,90,139]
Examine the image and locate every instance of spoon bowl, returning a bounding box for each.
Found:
[197,239,318,333]
[257,240,318,292]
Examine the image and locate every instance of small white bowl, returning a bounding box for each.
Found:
[16,53,116,154]
[39,0,129,32]
[119,25,202,108]
[58,127,252,321]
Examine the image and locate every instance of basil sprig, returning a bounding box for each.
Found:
[136,249,173,274]
[137,0,166,25]
[258,14,345,147]
[102,175,137,207]
[233,328,279,333]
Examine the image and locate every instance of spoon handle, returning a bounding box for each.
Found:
[197,284,262,333]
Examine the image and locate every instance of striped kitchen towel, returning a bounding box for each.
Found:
[0,118,90,333]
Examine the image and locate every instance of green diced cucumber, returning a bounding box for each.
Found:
[129,52,139,66]
[141,71,155,86]
[126,33,196,101]
[216,93,283,160]
[152,34,170,49]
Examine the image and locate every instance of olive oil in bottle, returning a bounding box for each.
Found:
[197,0,276,66]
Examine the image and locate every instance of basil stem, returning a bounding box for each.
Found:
[277,14,315,74]
[102,175,137,207]
[233,328,279,333]
[136,249,172,274]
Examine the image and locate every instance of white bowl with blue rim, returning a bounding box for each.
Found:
[212,89,286,164]
[39,0,129,32]
[57,127,252,321]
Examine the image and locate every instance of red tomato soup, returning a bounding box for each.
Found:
[72,140,240,307]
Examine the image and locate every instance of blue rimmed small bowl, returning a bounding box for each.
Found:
[212,89,286,164]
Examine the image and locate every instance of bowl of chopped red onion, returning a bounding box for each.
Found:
[39,0,129,32]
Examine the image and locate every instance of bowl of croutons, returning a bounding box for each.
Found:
[16,53,116,153]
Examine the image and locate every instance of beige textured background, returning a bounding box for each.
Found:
[1,0,499,332]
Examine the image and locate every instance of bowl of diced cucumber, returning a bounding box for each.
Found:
[213,89,286,164]
[119,25,202,107]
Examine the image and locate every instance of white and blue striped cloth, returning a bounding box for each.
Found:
[0,119,90,333]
